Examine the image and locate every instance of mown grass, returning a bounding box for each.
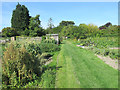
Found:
[56,40,118,88]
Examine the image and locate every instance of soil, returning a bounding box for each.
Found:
[44,57,53,66]
[95,54,119,70]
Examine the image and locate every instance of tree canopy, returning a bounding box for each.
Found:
[25,15,44,36]
[59,21,75,26]
[11,3,30,35]
[99,22,112,30]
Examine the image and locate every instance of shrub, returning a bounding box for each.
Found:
[41,38,57,44]
[2,43,41,88]
[39,43,60,52]
[25,43,42,56]
[2,27,18,37]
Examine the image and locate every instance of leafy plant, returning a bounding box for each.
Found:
[2,43,41,88]
[39,43,60,52]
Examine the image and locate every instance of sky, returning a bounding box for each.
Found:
[1,2,118,31]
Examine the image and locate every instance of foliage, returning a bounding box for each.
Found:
[78,37,119,59]
[61,25,79,39]
[0,32,2,37]
[60,23,99,40]
[40,69,56,88]
[99,22,112,30]
[11,3,30,35]
[23,52,58,88]
[25,15,45,36]
[59,21,75,26]
[2,27,17,37]
[25,43,42,56]
[79,37,118,48]
[45,25,63,35]
[39,43,60,52]
[78,24,88,39]
[41,37,57,44]
[2,43,42,88]
[39,51,58,88]
[87,24,99,37]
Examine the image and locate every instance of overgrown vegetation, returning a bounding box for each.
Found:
[2,37,60,88]
[76,37,119,59]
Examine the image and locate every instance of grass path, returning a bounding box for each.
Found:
[56,40,118,88]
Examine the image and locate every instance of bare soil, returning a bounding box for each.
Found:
[96,54,119,70]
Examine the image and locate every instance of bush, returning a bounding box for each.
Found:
[2,43,41,88]
[109,50,119,59]
[41,38,57,44]
[39,43,60,53]
[2,27,18,37]
[25,43,42,56]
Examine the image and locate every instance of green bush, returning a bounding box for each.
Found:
[41,38,57,44]
[2,43,41,88]
[109,50,119,59]
[2,27,18,37]
[25,43,42,56]
[39,43,60,52]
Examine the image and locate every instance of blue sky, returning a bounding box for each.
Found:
[1,2,118,31]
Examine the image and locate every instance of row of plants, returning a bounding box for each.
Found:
[78,37,118,48]
[90,48,119,60]
[77,37,119,60]
[2,38,60,88]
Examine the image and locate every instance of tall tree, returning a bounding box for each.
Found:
[11,3,30,35]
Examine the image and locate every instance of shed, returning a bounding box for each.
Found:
[46,34,59,44]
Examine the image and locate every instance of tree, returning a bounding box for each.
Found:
[87,24,99,37]
[104,25,118,37]
[99,22,112,30]
[2,27,17,37]
[61,25,79,39]
[45,18,54,34]
[11,3,30,35]
[27,15,44,36]
[59,21,75,26]
[78,24,88,39]
[47,18,54,29]
[52,26,63,34]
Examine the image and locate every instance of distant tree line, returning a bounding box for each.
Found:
[2,3,118,39]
